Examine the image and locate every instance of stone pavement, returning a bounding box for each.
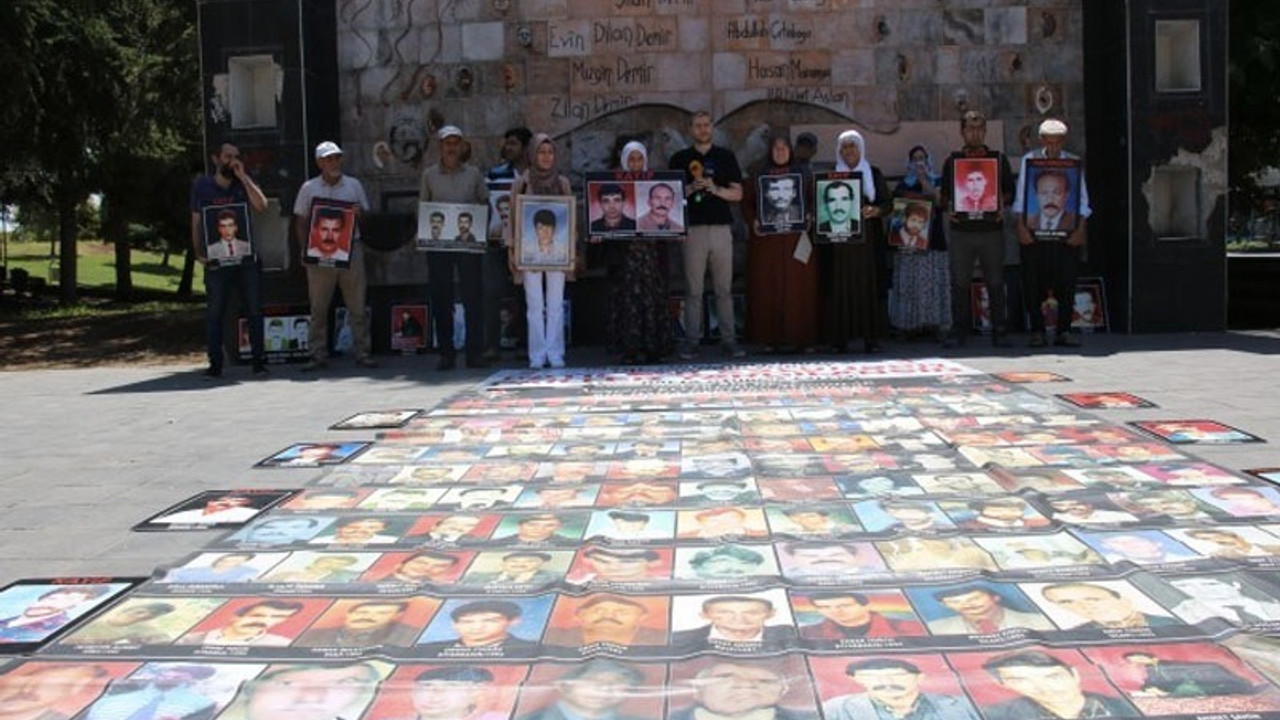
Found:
[3,331,1279,584]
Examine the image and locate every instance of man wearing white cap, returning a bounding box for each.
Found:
[292,141,378,371]
[1014,118,1092,348]
[419,125,490,371]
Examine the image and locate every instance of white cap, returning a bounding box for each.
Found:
[1038,119,1068,137]
[438,125,464,140]
[315,141,344,159]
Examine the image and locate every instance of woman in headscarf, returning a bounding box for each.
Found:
[507,133,573,368]
[601,140,673,364]
[819,129,891,352]
[743,132,819,352]
[889,144,951,340]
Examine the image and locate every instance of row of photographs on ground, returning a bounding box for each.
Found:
[10,568,1280,658]
[145,524,1280,592]
[203,489,1280,547]
[9,636,1280,720]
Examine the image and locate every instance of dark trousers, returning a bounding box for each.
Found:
[427,251,484,359]
[948,228,1006,335]
[482,245,509,353]
[204,259,263,369]
[1021,240,1081,333]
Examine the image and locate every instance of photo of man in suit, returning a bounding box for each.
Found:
[464,551,561,586]
[822,658,982,720]
[517,661,654,720]
[671,595,795,651]
[417,600,538,655]
[175,600,306,647]
[800,592,926,640]
[1026,170,1077,233]
[670,662,816,720]
[206,207,253,262]
[1121,651,1258,697]
[759,175,802,228]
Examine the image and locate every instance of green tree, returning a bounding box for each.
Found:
[1230,1,1280,210]
[0,0,199,303]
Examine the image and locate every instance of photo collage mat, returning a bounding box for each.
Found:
[12,359,1280,720]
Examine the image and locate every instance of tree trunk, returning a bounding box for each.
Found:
[103,196,133,300]
[177,246,196,297]
[58,197,78,305]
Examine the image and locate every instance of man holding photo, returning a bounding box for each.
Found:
[190,141,269,378]
[1015,119,1092,348]
[293,141,377,371]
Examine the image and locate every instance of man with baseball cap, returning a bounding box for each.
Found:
[292,141,378,371]
[419,125,490,370]
[1014,118,1092,348]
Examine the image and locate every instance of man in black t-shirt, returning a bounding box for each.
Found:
[669,111,746,360]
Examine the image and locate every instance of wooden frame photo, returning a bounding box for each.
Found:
[1023,158,1083,240]
[888,196,934,251]
[416,201,490,253]
[514,194,576,271]
[586,171,686,240]
[390,303,429,353]
[756,172,806,234]
[814,172,863,243]
[1071,277,1108,332]
[304,197,359,268]
[951,155,1000,219]
[201,202,253,267]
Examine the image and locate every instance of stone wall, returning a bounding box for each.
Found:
[335,0,1085,205]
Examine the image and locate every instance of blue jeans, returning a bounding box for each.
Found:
[204,259,263,368]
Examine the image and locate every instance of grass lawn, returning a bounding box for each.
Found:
[2,238,200,297]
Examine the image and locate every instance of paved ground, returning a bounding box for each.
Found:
[3,331,1279,584]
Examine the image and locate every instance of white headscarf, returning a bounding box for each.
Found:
[834,129,876,203]
[620,141,649,171]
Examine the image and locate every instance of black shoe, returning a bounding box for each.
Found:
[436,356,457,371]
[203,366,222,380]
[252,362,269,376]
[992,333,1013,348]
[864,341,884,354]
[1028,332,1047,348]
[1055,332,1082,347]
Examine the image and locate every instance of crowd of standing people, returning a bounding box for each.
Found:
[189,109,1090,377]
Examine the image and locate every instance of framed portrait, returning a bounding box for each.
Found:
[133,489,297,531]
[1130,419,1265,444]
[1072,276,1108,332]
[514,194,576,271]
[586,171,686,240]
[417,201,489,253]
[888,196,934,251]
[951,155,1000,220]
[238,304,310,362]
[305,197,359,268]
[0,578,143,653]
[1244,467,1280,483]
[487,177,514,241]
[1023,158,1083,240]
[755,173,806,234]
[814,172,862,242]
[390,303,429,352]
[256,441,372,468]
[331,409,421,430]
[202,202,253,267]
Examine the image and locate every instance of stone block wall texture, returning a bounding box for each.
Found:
[335,0,1084,204]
